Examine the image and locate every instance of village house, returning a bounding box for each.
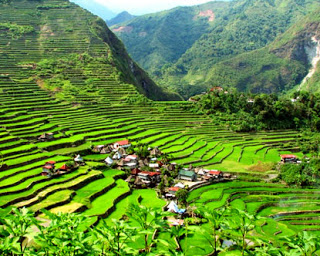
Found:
[93,145,114,154]
[41,160,56,177]
[58,164,70,173]
[150,147,162,157]
[168,186,181,197]
[280,154,298,163]
[208,170,223,179]
[93,145,104,153]
[174,182,185,189]
[112,151,122,160]
[131,168,141,176]
[137,171,161,185]
[123,155,138,168]
[167,201,186,215]
[210,86,224,92]
[38,132,54,142]
[149,163,159,168]
[74,155,85,166]
[105,156,114,166]
[178,169,197,182]
[113,140,131,150]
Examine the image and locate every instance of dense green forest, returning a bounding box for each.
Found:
[111,1,230,80]
[191,89,320,132]
[113,0,320,99]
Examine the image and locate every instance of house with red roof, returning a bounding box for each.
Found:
[208,170,223,178]
[58,164,70,172]
[42,162,56,177]
[280,154,298,163]
[113,140,131,150]
[168,186,181,196]
[138,171,161,185]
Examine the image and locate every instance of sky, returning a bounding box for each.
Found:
[90,0,212,15]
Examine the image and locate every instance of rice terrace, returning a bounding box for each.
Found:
[1,0,320,255]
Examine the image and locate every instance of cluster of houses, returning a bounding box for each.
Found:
[165,168,228,198]
[41,155,85,177]
[178,167,225,182]
[93,140,166,187]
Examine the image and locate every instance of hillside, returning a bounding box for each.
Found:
[205,8,320,93]
[1,0,320,253]
[0,0,179,101]
[113,0,320,98]
[111,1,231,78]
[107,11,136,27]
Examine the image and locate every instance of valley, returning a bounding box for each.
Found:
[0,0,320,255]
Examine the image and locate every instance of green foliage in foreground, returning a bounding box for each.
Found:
[192,90,320,132]
[1,206,320,255]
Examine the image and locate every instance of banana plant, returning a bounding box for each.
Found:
[92,219,137,255]
[283,231,320,256]
[0,207,36,255]
[126,203,168,254]
[196,206,227,256]
[223,208,258,256]
[33,210,98,256]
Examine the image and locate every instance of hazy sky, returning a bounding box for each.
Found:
[93,0,212,15]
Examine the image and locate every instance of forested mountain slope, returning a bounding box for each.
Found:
[0,0,180,101]
[205,8,320,93]
[107,11,136,27]
[111,1,231,79]
[113,0,320,98]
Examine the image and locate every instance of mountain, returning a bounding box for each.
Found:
[70,0,116,20]
[204,8,320,94]
[111,1,231,80]
[113,0,320,98]
[107,11,136,27]
[0,0,180,101]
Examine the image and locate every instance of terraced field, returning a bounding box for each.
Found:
[0,0,313,252]
[184,181,320,254]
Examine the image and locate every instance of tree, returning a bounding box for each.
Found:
[136,143,150,159]
[175,189,189,207]
[162,153,172,165]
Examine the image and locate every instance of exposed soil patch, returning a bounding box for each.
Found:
[113,26,133,33]
[195,10,215,22]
